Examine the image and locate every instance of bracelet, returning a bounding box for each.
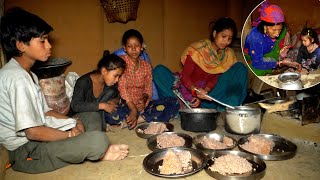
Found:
[278,59,282,67]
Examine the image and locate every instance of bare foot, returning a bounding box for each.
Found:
[101,144,129,161]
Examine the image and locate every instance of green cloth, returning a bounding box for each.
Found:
[245,26,287,76]
[8,112,109,173]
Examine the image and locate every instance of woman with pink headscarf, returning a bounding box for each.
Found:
[243,1,301,76]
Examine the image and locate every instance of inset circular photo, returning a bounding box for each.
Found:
[241,0,320,90]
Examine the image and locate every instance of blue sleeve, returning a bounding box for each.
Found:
[245,29,277,70]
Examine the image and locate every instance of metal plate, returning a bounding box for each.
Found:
[192,133,237,154]
[205,150,266,180]
[143,147,208,178]
[135,122,174,139]
[238,134,297,160]
[147,132,192,151]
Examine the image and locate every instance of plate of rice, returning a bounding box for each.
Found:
[205,150,266,180]
[193,133,237,154]
[147,132,192,151]
[135,122,174,139]
[238,134,297,160]
[143,147,207,178]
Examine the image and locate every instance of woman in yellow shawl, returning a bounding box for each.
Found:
[153,17,248,111]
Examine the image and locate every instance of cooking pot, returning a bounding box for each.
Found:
[179,108,218,132]
[278,72,303,90]
[225,106,261,135]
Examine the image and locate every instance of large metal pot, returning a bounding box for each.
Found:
[278,72,303,90]
[179,108,218,132]
[225,106,261,135]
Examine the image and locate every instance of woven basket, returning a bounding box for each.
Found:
[100,0,140,23]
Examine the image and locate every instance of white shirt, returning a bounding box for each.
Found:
[0,59,76,151]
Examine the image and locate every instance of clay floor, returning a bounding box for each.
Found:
[2,112,320,180]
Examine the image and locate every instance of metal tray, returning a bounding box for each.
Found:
[147,132,192,151]
[135,122,174,139]
[192,133,237,154]
[205,150,266,180]
[143,147,207,178]
[238,134,297,160]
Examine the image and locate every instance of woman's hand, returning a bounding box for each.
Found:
[100,101,118,114]
[190,97,201,108]
[282,58,302,71]
[195,88,212,101]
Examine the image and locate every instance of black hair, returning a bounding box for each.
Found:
[257,21,285,34]
[209,17,237,42]
[95,50,126,73]
[0,7,53,60]
[121,29,144,46]
[301,28,319,44]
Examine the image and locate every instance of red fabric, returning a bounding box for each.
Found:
[118,55,152,105]
[260,4,285,23]
[181,55,220,93]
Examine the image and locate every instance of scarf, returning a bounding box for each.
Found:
[181,39,236,74]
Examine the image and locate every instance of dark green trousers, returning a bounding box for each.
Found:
[9,112,109,174]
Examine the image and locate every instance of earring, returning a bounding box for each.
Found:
[264,27,267,34]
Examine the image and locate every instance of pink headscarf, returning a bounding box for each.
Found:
[252,1,285,27]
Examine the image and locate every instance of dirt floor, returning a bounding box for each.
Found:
[2,112,320,180]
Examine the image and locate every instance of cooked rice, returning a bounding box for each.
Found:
[209,154,252,175]
[240,135,275,154]
[157,134,185,149]
[144,123,168,134]
[200,136,234,149]
[159,150,192,175]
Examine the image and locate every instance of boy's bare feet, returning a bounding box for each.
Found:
[101,144,129,161]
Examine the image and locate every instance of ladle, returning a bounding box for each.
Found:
[173,90,192,109]
[194,88,235,109]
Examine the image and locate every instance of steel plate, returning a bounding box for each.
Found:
[205,150,266,180]
[143,147,208,178]
[135,122,174,139]
[147,132,192,151]
[238,134,297,160]
[192,133,237,154]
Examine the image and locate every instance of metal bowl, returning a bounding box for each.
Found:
[143,147,208,178]
[135,122,174,139]
[32,58,72,79]
[192,133,237,154]
[147,132,193,151]
[238,134,297,160]
[205,150,266,180]
[278,72,303,90]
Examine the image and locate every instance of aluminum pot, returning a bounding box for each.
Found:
[278,72,303,90]
[179,108,218,132]
[225,106,261,135]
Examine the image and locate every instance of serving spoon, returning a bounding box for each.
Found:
[173,90,192,109]
[194,88,235,109]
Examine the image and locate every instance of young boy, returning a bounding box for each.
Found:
[0,7,128,174]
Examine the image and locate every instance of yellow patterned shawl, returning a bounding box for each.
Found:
[181,39,236,74]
